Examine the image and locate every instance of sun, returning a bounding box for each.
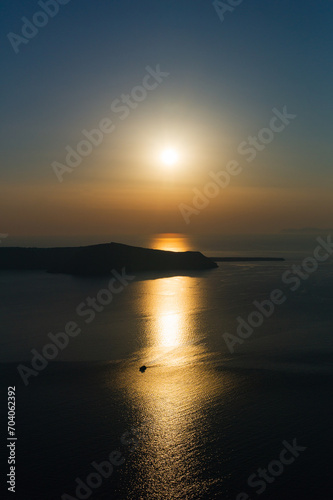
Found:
[160,148,179,168]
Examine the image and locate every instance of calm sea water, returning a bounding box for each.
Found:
[1,235,333,499]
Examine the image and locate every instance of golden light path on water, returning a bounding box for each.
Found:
[114,233,231,498]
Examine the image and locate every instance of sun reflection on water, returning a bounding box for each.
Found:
[114,269,227,498]
[138,275,198,357]
[157,311,180,348]
[149,232,192,252]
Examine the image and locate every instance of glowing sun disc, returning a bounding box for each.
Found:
[160,148,179,167]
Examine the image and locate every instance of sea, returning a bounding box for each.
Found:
[1,233,333,499]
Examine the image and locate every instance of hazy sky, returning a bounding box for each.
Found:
[1,0,332,243]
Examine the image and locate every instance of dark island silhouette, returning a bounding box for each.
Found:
[0,242,217,275]
[0,242,285,276]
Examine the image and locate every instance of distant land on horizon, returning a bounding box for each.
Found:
[280,227,333,234]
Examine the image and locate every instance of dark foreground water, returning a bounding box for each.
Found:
[1,361,333,500]
[1,248,333,499]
